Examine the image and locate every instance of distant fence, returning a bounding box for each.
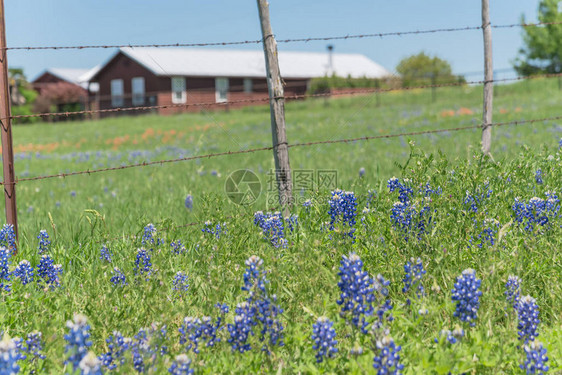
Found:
[1,0,562,251]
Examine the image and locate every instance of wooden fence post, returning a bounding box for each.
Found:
[0,0,18,251]
[256,0,293,209]
[481,0,494,155]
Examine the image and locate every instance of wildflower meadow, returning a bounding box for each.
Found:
[0,81,562,374]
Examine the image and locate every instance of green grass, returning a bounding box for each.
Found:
[0,78,561,373]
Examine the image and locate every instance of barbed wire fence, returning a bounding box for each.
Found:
[0,0,561,251]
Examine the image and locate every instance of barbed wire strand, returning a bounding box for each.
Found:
[5,21,562,51]
[2,114,561,186]
[8,72,562,122]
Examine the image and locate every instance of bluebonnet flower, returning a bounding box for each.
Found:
[142,224,157,248]
[387,177,413,203]
[131,323,168,373]
[470,218,500,248]
[36,255,63,289]
[435,326,464,344]
[170,240,186,255]
[100,331,130,370]
[168,354,194,375]
[451,269,482,326]
[215,303,229,314]
[559,137,562,148]
[179,316,220,354]
[512,193,560,232]
[64,314,92,372]
[253,211,286,248]
[302,199,312,210]
[311,317,338,363]
[535,169,543,184]
[285,214,298,233]
[100,245,112,263]
[328,189,358,239]
[134,248,152,280]
[184,195,193,211]
[521,341,549,374]
[79,352,103,375]
[366,189,377,208]
[0,335,26,374]
[227,302,256,353]
[242,256,284,350]
[516,295,540,344]
[505,275,521,309]
[14,260,34,285]
[37,230,51,254]
[0,224,16,250]
[402,257,425,301]
[463,182,492,213]
[202,221,227,239]
[372,336,404,375]
[337,253,376,333]
[0,246,12,292]
[70,191,76,197]
[359,167,366,177]
[110,268,127,287]
[24,331,46,361]
[172,271,189,296]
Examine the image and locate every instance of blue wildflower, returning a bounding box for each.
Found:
[131,323,168,373]
[172,271,189,296]
[253,211,286,248]
[436,326,464,345]
[535,169,543,184]
[100,245,112,263]
[24,331,46,361]
[100,331,130,370]
[372,336,404,375]
[311,317,338,363]
[184,195,193,211]
[202,221,227,239]
[37,230,51,254]
[0,336,26,374]
[142,224,158,248]
[328,189,358,239]
[215,303,229,314]
[516,295,540,344]
[64,314,92,372]
[359,167,366,177]
[13,260,34,285]
[170,240,186,255]
[0,246,12,292]
[227,302,256,353]
[402,257,425,301]
[463,182,492,213]
[36,255,63,289]
[512,193,560,232]
[0,224,16,251]
[521,341,549,374]
[337,253,376,333]
[168,354,194,375]
[451,269,482,326]
[134,248,152,280]
[505,275,521,309]
[110,268,127,287]
[179,316,220,354]
[302,199,312,210]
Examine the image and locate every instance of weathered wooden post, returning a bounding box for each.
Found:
[481,0,494,155]
[256,0,293,209]
[0,0,18,251]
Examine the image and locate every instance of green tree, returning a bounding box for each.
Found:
[8,68,38,124]
[396,52,462,87]
[514,0,562,75]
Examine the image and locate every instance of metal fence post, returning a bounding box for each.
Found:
[481,0,494,155]
[257,0,293,210]
[0,0,18,252]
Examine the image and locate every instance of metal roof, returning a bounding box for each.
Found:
[39,67,100,90]
[117,47,391,79]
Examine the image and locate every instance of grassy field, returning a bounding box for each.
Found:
[0,78,561,374]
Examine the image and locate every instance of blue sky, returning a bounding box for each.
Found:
[5,1,541,81]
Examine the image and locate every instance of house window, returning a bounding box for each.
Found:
[132,77,145,106]
[216,78,229,103]
[243,78,253,93]
[171,77,186,104]
[110,79,124,107]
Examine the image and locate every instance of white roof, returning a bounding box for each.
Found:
[41,67,100,90]
[117,47,391,79]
